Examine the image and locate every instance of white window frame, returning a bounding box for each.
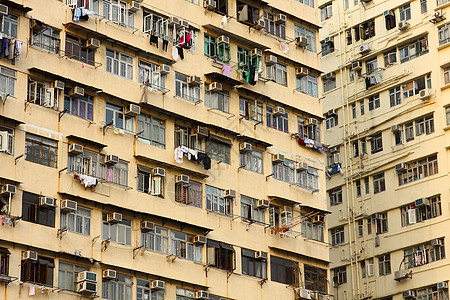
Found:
[60,206,91,235]
[105,49,134,80]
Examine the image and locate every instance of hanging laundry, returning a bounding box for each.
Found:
[172,46,178,61]
[249,66,256,85]
[29,286,36,296]
[162,39,169,51]
[197,152,211,170]
[220,15,228,28]
[177,47,184,59]
[283,44,289,54]
[187,148,198,161]
[222,64,232,77]
[175,146,184,164]
[150,34,159,48]
[8,38,15,59]
[2,37,10,58]
[73,8,82,23]
[79,174,98,188]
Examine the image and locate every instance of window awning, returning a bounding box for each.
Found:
[203,24,269,51]
[134,155,209,179]
[0,114,24,126]
[205,72,243,87]
[268,195,299,206]
[3,0,32,13]
[264,49,323,74]
[207,239,220,248]
[0,247,10,254]
[236,134,272,149]
[209,135,232,146]
[66,134,107,150]
[220,243,234,251]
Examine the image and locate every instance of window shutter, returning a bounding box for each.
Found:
[207,247,216,265]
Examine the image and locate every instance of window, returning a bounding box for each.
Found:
[27,78,60,110]
[438,23,450,46]
[360,101,365,116]
[137,114,165,148]
[102,273,132,300]
[207,240,235,271]
[32,27,60,53]
[405,122,414,141]
[398,154,438,185]
[364,178,369,194]
[378,254,391,276]
[415,285,449,300]
[366,58,377,75]
[401,195,442,227]
[174,125,203,151]
[65,34,95,66]
[175,180,202,208]
[138,60,166,91]
[358,220,364,237]
[237,2,260,25]
[356,180,361,197]
[239,97,263,122]
[242,249,267,279]
[399,4,411,21]
[171,230,203,262]
[25,133,58,168]
[105,102,134,132]
[105,49,133,80]
[175,72,201,103]
[368,94,380,111]
[64,93,94,121]
[404,239,445,269]
[0,66,16,96]
[0,248,9,276]
[332,267,346,285]
[266,105,289,132]
[329,187,342,206]
[360,260,366,278]
[444,67,450,85]
[389,86,401,107]
[204,34,217,58]
[102,214,132,246]
[273,159,295,184]
[294,25,316,52]
[370,133,383,154]
[206,185,232,216]
[320,4,332,21]
[103,0,135,29]
[0,125,13,155]
[21,256,54,286]
[446,106,450,126]
[394,128,403,145]
[270,256,298,285]
[2,14,18,38]
[361,19,376,40]
[367,218,372,235]
[321,40,334,56]
[415,114,434,136]
[203,34,230,63]
[298,118,320,141]
[205,139,231,164]
[351,103,356,119]
[326,114,338,129]
[240,149,263,174]
[323,76,336,92]
[137,279,165,300]
[240,196,265,224]
[384,49,397,67]
[295,0,314,8]
[373,173,385,194]
[176,287,196,300]
[399,36,429,63]
[205,90,230,113]
[375,212,389,234]
[297,167,319,190]
[237,47,260,71]
[58,262,89,291]
[61,206,91,235]
[296,75,318,97]
[421,0,427,13]
[266,63,287,86]
[331,227,344,245]
[304,265,327,293]
[301,214,324,242]
[385,11,396,30]
[67,0,100,12]
[263,12,286,39]
[402,75,431,99]
[142,10,169,38]
[141,226,169,254]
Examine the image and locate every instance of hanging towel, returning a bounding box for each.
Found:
[73,8,82,23]
[220,15,228,28]
[222,64,232,77]
[175,146,184,164]
[172,46,179,61]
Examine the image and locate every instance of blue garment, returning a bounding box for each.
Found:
[2,38,9,58]
[73,8,81,23]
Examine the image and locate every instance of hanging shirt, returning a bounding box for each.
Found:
[222,64,232,77]
[172,45,179,61]
[220,15,227,28]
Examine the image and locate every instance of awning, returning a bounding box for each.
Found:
[0,114,24,126]
[205,72,243,87]
[203,24,269,50]
[264,49,322,74]
[207,239,220,248]
[210,135,232,146]
[268,195,299,206]
[134,155,209,179]
[0,176,21,186]
[66,134,107,149]
[268,246,331,264]
[0,247,10,254]
[220,243,234,251]
[301,204,331,215]
[3,0,32,13]
[236,134,272,149]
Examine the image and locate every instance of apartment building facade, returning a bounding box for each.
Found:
[0,0,330,299]
[320,0,450,299]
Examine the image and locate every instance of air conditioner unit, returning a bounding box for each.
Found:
[176,174,190,184]
[153,168,165,177]
[70,86,85,97]
[102,269,117,280]
[359,43,370,54]
[0,4,8,16]
[275,14,287,23]
[296,36,308,47]
[77,271,97,283]
[273,106,285,116]
[250,48,262,57]
[437,281,448,289]
[254,19,265,30]
[255,251,268,259]
[77,281,97,294]
[124,104,141,116]
[141,221,155,232]
[367,263,375,276]
[196,126,210,137]
[160,64,171,75]
[431,238,443,246]
[209,82,222,92]
[265,55,277,65]
[188,76,202,85]
[256,199,270,209]
[391,125,401,132]
[181,20,189,28]
[329,146,338,153]
[394,269,409,281]
[371,213,381,220]
[328,109,337,116]
[218,35,229,44]
[419,89,430,100]
[203,0,216,10]
[431,10,445,23]
[105,155,119,164]
[308,118,318,126]
[325,72,335,79]
[407,209,416,224]
[151,280,165,290]
[61,200,78,212]
[86,38,100,50]
[1,184,16,195]
[296,67,309,77]
[395,163,406,172]
[53,80,65,90]
[311,215,325,224]
[296,162,308,170]
[195,291,210,299]
[280,206,293,214]
[415,198,430,206]
[351,61,362,70]
[402,290,415,298]
[0,131,10,153]
[240,142,252,152]
[298,288,311,300]
[128,1,140,12]
[224,189,236,198]
[273,153,285,163]
[398,20,409,30]
[68,143,84,155]
[107,212,122,223]
[169,16,180,26]
[22,250,38,261]
[193,235,207,244]
[39,196,55,207]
